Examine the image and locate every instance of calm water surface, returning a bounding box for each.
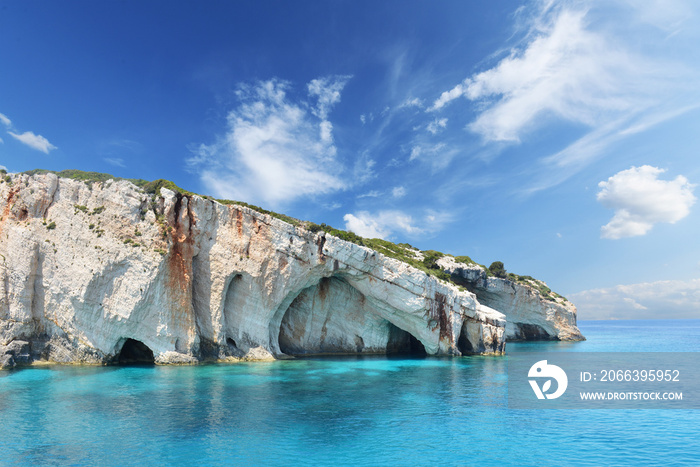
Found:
[1,320,699,466]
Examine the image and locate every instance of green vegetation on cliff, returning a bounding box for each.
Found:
[21,168,566,302]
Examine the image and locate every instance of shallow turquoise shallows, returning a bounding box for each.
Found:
[2,320,699,466]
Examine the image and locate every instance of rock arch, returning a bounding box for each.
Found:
[277,275,429,356]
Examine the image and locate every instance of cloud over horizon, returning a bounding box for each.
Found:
[597,165,696,239]
[571,278,700,320]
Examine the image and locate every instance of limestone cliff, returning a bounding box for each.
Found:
[0,171,581,368]
[438,257,584,341]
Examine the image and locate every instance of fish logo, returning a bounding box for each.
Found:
[528,360,568,400]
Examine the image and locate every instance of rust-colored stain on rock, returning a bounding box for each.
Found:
[235,208,243,236]
[0,186,20,236]
[428,292,452,342]
[166,195,196,322]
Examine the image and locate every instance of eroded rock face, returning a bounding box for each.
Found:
[0,173,512,366]
[438,257,584,341]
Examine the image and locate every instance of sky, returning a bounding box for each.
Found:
[1,0,699,320]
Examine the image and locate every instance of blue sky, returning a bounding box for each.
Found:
[1,0,699,319]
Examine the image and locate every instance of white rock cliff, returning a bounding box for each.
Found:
[0,172,582,368]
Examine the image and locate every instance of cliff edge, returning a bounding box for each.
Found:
[0,171,582,368]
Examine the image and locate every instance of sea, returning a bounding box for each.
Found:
[1,319,699,466]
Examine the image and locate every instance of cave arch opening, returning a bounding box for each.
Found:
[278,276,427,357]
[457,323,474,355]
[222,273,244,345]
[117,338,155,365]
[387,324,427,357]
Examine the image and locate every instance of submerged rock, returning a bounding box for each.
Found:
[0,172,581,367]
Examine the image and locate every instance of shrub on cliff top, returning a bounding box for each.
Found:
[422,250,444,270]
[488,261,507,278]
[454,255,476,265]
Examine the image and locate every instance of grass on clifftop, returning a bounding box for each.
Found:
[22,168,566,301]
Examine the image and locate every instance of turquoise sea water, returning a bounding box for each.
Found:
[1,320,699,466]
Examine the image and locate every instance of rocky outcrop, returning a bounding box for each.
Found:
[438,257,584,341]
[0,172,523,367]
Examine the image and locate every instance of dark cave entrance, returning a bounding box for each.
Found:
[457,326,474,354]
[118,338,155,365]
[387,324,427,357]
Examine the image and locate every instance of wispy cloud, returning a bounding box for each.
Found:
[570,278,700,319]
[308,76,352,120]
[323,201,342,210]
[392,186,406,198]
[104,157,126,168]
[0,111,57,154]
[426,118,447,135]
[343,209,454,240]
[627,0,694,33]
[343,210,423,239]
[408,142,460,171]
[398,97,423,109]
[597,165,696,239]
[357,190,381,199]
[427,1,700,194]
[8,131,57,154]
[189,77,351,207]
[432,9,644,142]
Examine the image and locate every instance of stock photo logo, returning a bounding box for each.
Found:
[528,360,569,400]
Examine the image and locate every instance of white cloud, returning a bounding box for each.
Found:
[8,131,57,154]
[1,111,57,153]
[104,157,126,168]
[408,142,459,170]
[343,210,423,239]
[392,186,406,198]
[344,212,392,238]
[307,75,352,119]
[570,278,700,319]
[465,9,639,142]
[410,143,445,162]
[357,190,381,199]
[430,3,694,145]
[426,118,447,135]
[399,97,423,109]
[626,0,694,33]
[353,155,376,184]
[343,209,454,240]
[430,83,467,112]
[597,165,696,239]
[323,202,342,210]
[622,297,647,310]
[189,77,350,207]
